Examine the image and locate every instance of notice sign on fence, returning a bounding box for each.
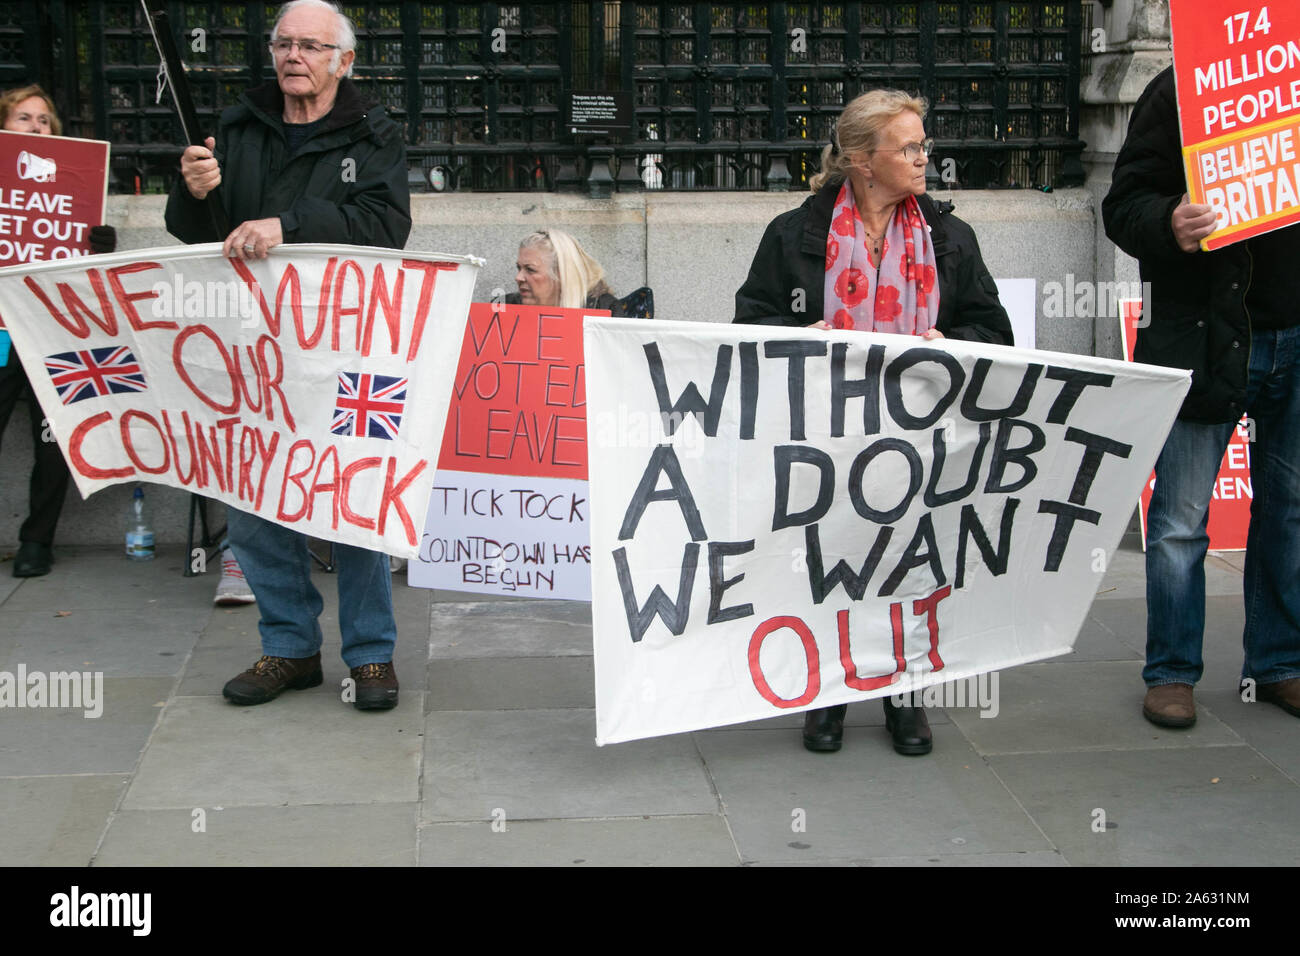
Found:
[567,91,632,136]
[410,302,602,599]
[584,319,1191,745]
[1170,0,1300,249]
[0,243,479,556]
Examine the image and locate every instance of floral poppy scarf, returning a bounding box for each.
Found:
[823,180,938,335]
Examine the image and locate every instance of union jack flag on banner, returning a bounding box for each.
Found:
[43,346,148,405]
[331,371,408,440]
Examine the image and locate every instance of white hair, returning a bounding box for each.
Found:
[271,0,356,78]
[520,229,610,311]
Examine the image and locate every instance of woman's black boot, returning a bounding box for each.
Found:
[883,696,932,755]
[802,704,848,752]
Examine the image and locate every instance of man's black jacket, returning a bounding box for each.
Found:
[1103,66,1250,424]
[165,78,411,249]
[733,183,1013,346]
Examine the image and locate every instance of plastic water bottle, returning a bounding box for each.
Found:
[125,487,155,561]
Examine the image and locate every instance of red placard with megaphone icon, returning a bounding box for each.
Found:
[0,129,109,350]
[0,129,109,269]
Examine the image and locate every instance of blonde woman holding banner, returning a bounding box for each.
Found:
[733,89,1013,756]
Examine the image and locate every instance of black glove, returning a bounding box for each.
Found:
[88,225,117,255]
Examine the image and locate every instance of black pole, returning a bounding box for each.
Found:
[140,0,230,237]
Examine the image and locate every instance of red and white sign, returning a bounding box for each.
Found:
[1170,0,1300,249]
[410,302,605,600]
[0,243,479,556]
[1119,299,1250,550]
[0,129,109,364]
[0,130,108,268]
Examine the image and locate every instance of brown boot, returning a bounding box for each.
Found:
[1142,683,1195,728]
[1257,678,1300,717]
[351,662,399,711]
[223,653,323,705]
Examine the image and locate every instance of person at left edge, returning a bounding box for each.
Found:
[0,84,116,578]
[733,89,1013,756]
[164,0,412,710]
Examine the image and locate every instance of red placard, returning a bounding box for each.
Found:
[436,301,601,480]
[1120,299,1250,550]
[1170,0,1300,250]
[0,130,109,266]
[0,130,109,338]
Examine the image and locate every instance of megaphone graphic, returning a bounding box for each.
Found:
[17,151,57,183]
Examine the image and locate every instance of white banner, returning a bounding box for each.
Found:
[407,301,595,598]
[586,318,1191,745]
[0,243,480,556]
[413,469,591,599]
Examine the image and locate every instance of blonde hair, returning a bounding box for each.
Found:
[0,84,62,136]
[520,229,610,310]
[809,89,927,193]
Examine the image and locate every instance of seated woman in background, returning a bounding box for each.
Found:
[0,84,114,578]
[508,228,651,317]
[733,88,1013,758]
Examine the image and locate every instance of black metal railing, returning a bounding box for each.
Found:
[2,1,1084,194]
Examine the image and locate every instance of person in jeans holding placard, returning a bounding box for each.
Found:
[166,0,411,710]
[0,84,115,578]
[1103,66,1300,726]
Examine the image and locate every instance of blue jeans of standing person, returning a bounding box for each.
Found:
[1144,326,1300,688]
[226,508,397,667]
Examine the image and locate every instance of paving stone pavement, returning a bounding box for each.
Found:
[0,538,1296,867]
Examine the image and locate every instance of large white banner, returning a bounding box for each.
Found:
[0,244,479,556]
[586,318,1190,745]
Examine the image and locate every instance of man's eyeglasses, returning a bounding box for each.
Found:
[875,139,935,161]
[269,38,341,57]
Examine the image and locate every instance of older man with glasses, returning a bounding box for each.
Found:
[165,0,411,711]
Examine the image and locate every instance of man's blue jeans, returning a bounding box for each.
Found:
[1144,326,1300,687]
[226,508,397,667]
